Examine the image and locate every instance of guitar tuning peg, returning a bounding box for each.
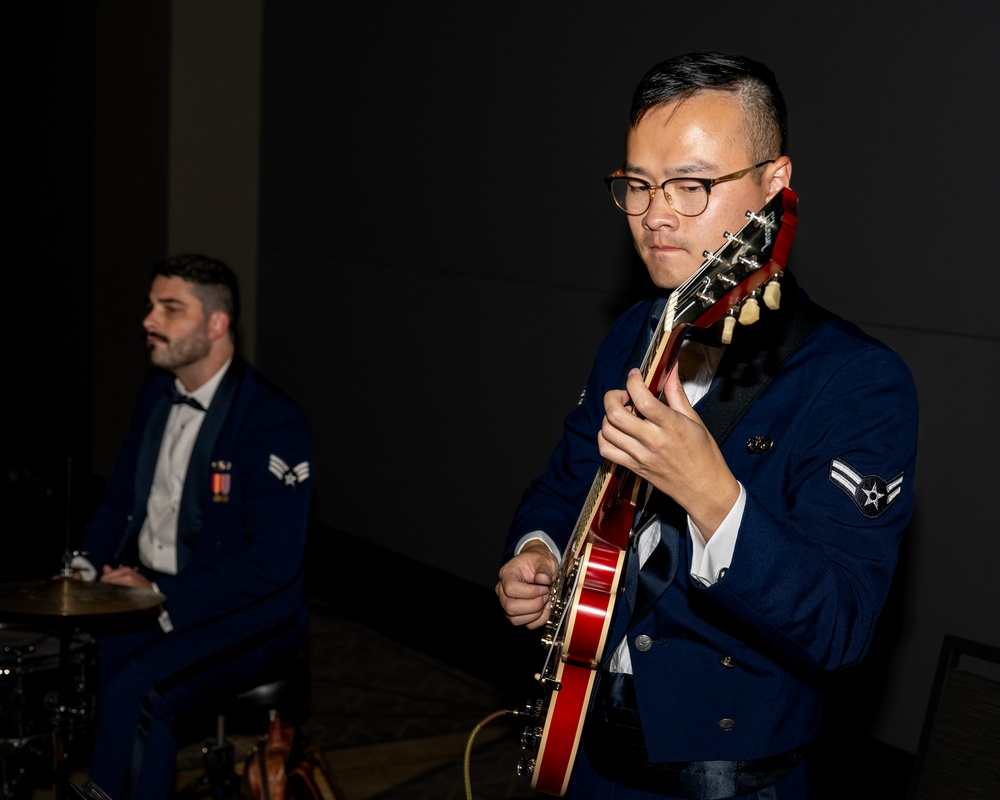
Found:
[738,297,760,326]
[722,314,737,344]
[763,279,781,311]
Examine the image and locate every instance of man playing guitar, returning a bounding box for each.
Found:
[495,52,918,800]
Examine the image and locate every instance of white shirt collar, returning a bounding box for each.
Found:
[173,357,233,411]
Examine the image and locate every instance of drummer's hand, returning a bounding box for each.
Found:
[99,564,154,591]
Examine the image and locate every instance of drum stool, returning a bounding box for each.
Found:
[176,644,311,799]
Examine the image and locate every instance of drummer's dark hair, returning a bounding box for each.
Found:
[152,254,240,330]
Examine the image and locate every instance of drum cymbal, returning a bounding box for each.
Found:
[0,578,164,617]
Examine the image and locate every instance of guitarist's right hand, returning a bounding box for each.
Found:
[496,541,559,630]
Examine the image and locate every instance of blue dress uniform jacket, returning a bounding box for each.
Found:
[82,356,312,637]
[80,356,313,799]
[505,281,918,768]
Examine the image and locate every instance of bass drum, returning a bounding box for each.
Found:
[0,623,97,746]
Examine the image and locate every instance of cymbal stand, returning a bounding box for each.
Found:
[48,458,89,800]
[50,622,74,800]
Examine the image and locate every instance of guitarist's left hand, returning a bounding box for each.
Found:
[599,365,740,540]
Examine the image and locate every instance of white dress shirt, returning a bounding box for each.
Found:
[137,360,231,574]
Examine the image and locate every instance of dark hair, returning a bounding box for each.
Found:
[629,52,788,163]
[152,253,240,329]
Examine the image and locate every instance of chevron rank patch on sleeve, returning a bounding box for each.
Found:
[828,457,903,518]
[268,454,311,487]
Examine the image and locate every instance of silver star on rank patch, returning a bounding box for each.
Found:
[268,454,311,487]
[828,458,902,518]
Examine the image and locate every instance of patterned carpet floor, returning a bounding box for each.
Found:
[173,605,539,800]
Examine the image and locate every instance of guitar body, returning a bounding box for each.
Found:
[531,541,625,796]
[518,189,799,796]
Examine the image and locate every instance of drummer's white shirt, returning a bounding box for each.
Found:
[138,360,229,575]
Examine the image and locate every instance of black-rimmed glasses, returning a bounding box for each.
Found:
[604,160,775,217]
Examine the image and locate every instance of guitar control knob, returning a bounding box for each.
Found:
[517,757,537,776]
[738,297,760,326]
[763,279,781,310]
[521,725,542,749]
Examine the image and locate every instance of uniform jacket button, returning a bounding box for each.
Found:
[718,718,736,731]
[719,655,736,668]
[634,634,653,652]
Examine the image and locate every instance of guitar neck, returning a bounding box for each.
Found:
[523,189,799,797]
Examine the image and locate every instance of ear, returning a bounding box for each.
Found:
[207,310,231,342]
[766,156,792,200]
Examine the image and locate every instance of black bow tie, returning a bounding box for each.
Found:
[165,385,206,411]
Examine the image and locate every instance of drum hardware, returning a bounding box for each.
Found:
[0,460,165,798]
[1,626,96,743]
[0,576,164,800]
[1,624,96,800]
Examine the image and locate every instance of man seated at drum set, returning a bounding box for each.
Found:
[0,254,314,800]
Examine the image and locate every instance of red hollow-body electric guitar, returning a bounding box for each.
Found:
[516,189,799,796]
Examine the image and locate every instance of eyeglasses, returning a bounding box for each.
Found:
[604,160,775,217]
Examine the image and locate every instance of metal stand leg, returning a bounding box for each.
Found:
[175,714,241,799]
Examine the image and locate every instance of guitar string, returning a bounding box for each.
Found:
[544,203,777,682]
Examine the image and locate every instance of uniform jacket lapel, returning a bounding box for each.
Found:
[630,496,684,623]
[118,394,171,563]
[175,357,245,570]
[625,275,818,621]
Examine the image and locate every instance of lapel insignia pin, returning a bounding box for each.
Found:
[828,458,903,518]
[268,454,311,487]
[746,435,773,454]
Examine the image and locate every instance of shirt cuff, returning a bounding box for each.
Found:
[156,608,174,632]
[70,555,97,582]
[514,531,562,561]
[150,581,173,632]
[690,482,746,586]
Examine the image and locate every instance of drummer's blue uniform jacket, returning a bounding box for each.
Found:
[81,355,313,644]
[79,355,313,799]
[504,277,918,764]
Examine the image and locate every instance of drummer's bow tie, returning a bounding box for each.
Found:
[165,385,206,411]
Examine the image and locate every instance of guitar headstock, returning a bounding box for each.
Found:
[637,189,798,397]
[665,188,798,342]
